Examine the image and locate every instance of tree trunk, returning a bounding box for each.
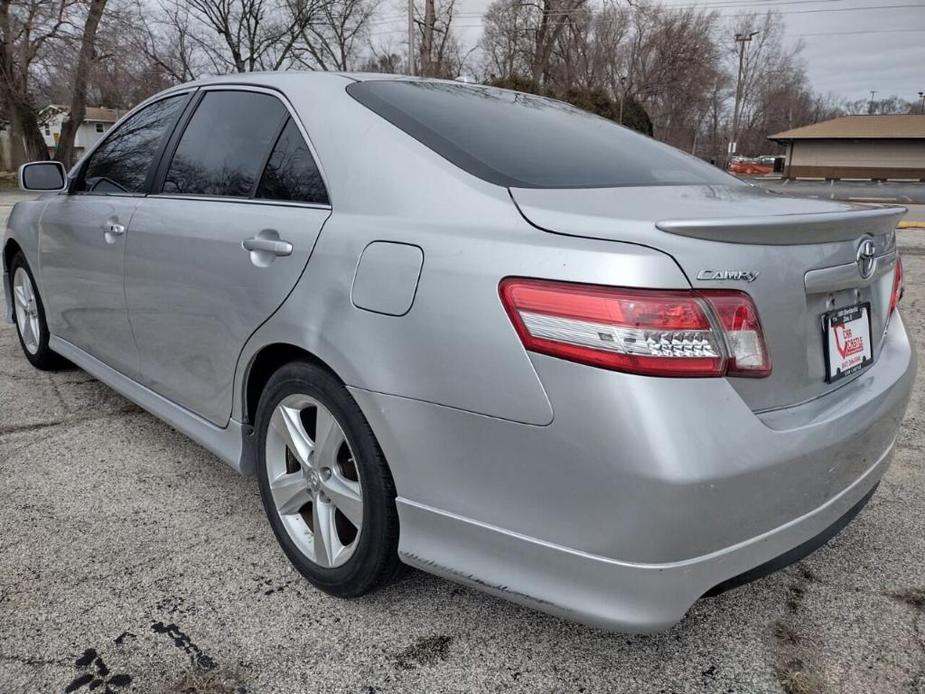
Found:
[0,0,47,164]
[55,0,109,167]
[531,4,550,87]
[7,109,27,169]
[11,98,49,162]
[420,0,435,77]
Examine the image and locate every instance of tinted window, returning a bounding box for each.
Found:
[347,81,739,189]
[256,118,329,205]
[163,91,286,197]
[80,95,185,194]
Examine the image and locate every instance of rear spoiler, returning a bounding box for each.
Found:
[655,205,906,245]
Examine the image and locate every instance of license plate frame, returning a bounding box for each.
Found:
[822,302,873,383]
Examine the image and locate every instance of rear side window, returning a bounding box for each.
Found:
[347,81,738,189]
[80,95,185,194]
[256,118,329,205]
[163,91,286,197]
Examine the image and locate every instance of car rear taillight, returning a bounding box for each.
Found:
[890,255,903,314]
[499,278,770,378]
[702,291,771,377]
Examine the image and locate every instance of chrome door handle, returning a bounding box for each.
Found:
[242,237,293,256]
[103,221,126,244]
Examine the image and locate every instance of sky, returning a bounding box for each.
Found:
[370,0,925,104]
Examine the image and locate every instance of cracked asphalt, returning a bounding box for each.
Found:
[1,196,924,693]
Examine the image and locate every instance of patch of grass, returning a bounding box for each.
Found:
[773,620,802,645]
[163,668,247,694]
[775,657,828,694]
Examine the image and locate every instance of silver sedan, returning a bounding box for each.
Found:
[3,72,915,632]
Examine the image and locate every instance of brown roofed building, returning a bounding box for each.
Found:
[769,114,925,181]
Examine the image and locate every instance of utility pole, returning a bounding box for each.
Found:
[408,0,416,76]
[730,30,758,164]
[868,90,878,114]
[919,91,925,115]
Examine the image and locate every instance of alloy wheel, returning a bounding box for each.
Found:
[265,394,364,568]
[12,267,41,355]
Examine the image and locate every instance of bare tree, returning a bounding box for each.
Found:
[845,94,911,115]
[0,0,78,163]
[131,1,207,84]
[725,11,803,153]
[479,0,534,81]
[297,0,377,70]
[181,0,320,73]
[530,0,585,86]
[415,0,464,77]
[360,31,405,73]
[54,0,109,166]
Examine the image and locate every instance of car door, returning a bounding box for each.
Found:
[124,87,332,426]
[38,93,190,378]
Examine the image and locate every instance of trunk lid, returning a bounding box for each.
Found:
[510,184,903,412]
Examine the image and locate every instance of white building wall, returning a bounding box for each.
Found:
[40,113,112,154]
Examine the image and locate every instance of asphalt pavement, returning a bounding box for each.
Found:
[748,178,925,204]
[1,195,924,693]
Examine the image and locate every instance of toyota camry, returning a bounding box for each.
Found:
[3,72,915,632]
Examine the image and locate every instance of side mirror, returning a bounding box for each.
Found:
[18,161,67,192]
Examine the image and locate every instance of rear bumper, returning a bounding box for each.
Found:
[351,312,915,632]
[396,448,889,632]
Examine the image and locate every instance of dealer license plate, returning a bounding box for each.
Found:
[823,303,873,383]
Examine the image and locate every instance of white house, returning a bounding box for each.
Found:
[39,105,126,158]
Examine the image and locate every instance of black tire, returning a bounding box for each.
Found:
[9,252,66,371]
[255,360,404,597]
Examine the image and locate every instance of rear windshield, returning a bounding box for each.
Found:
[346,80,738,189]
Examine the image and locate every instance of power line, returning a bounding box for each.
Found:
[467,0,920,13]
[369,1,923,25]
[793,27,925,35]
[659,0,845,5]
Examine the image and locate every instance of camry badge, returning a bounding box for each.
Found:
[696,269,760,283]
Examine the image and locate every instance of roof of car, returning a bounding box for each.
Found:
[181,71,413,90]
[769,114,925,141]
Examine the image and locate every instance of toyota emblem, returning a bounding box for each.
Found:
[857,239,876,279]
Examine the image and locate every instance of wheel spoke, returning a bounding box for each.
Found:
[270,471,312,515]
[314,407,344,469]
[13,284,28,309]
[20,314,35,346]
[312,499,338,567]
[321,471,363,528]
[271,405,313,466]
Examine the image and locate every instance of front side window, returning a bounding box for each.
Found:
[256,118,328,205]
[163,91,286,198]
[79,95,185,194]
